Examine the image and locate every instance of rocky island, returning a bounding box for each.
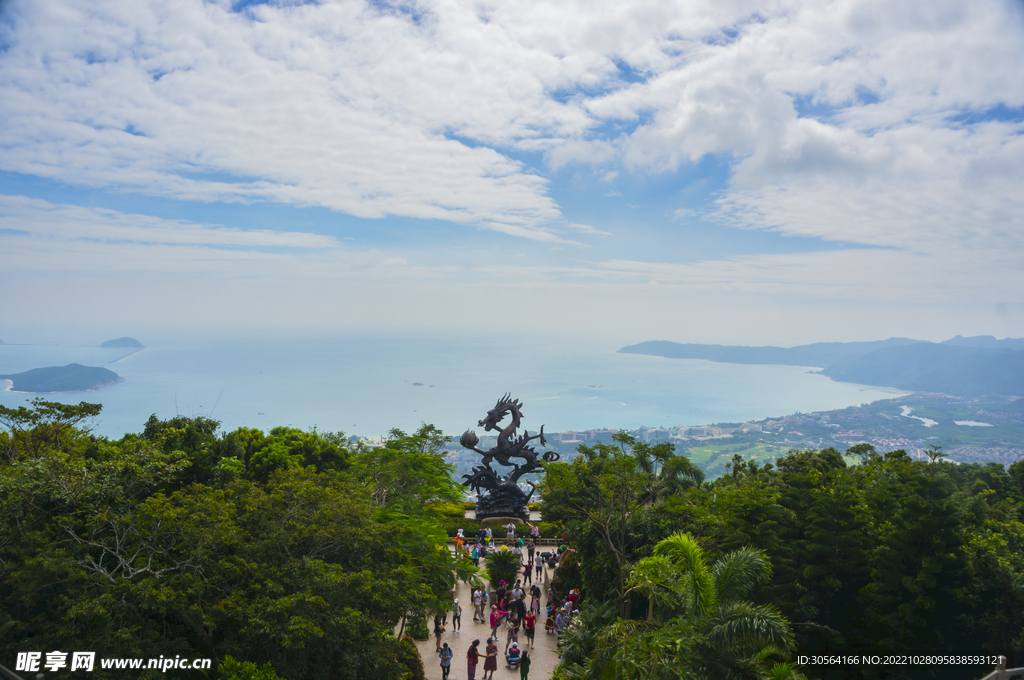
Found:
[0,363,124,393]
[100,337,144,348]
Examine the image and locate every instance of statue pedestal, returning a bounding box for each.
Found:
[475,484,529,523]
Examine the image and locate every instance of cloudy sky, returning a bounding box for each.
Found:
[1,0,1023,345]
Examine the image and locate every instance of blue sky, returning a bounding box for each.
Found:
[1,0,1023,345]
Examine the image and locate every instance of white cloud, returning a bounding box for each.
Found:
[0,0,1023,314]
[0,195,339,248]
[0,0,574,233]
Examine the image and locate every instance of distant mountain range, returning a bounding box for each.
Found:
[619,335,1024,396]
[0,364,124,393]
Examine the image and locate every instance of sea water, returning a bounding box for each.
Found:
[0,333,901,439]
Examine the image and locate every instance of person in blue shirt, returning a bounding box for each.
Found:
[438,642,453,679]
[505,642,521,668]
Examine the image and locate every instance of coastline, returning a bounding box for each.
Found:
[0,377,124,394]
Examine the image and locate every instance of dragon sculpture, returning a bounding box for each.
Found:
[460,394,560,509]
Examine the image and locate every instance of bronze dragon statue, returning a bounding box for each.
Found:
[460,393,560,501]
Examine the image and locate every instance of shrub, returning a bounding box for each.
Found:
[443,518,482,537]
[434,501,470,519]
[551,549,582,594]
[398,635,427,680]
[218,656,282,680]
[486,546,522,590]
[408,615,430,641]
[535,521,564,539]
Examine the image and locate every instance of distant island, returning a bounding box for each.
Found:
[100,337,144,348]
[0,364,124,393]
[619,335,1024,397]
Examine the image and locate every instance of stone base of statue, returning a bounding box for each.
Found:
[475,484,529,523]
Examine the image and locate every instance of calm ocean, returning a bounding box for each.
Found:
[0,333,901,439]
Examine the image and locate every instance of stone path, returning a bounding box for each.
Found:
[410,550,562,680]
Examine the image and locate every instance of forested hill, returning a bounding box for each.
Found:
[820,344,1024,396]
[0,363,123,392]
[620,335,1024,395]
[618,337,923,366]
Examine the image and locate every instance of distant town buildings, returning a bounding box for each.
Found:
[547,422,765,444]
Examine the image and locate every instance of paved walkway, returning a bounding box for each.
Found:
[410,551,562,680]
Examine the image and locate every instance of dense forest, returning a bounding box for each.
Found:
[0,399,469,680]
[3,401,1024,680]
[541,434,1024,679]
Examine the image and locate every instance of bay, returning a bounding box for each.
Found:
[0,333,901,439]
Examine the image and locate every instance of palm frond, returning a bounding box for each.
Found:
[653,532,718,616]
[712,546,772,604]
[706,601,795,655]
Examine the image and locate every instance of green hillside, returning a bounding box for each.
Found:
[820,344,1024,396]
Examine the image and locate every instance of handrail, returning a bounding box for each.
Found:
[0,663,30,680]
[978,656,1024,680]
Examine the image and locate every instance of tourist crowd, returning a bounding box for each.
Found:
[433,520,580,680]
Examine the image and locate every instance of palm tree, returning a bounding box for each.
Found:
[588,533,794,680]
[632,442,705,506]
[485,546,522,591]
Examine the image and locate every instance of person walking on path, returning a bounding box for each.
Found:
[439,642,453,679]
[523,562,532,585]
[473,586,487,622]
[518,650,531,680]
[489,605,509,640]
[512,594,527,625]
[483,638,498,680]
[452,598,462,632]
[504,617,520,653]
[434,615,446,651]
[496,581,507,608]
[534,553,543,581]
[522,611,536,649]
[529,584,541,616]
[526,539,535,564]
[467,640,480,680]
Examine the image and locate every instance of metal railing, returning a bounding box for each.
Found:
[979,656,1024,680]
[0,663,30,680]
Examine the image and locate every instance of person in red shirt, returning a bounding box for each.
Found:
[489,605,509,639]
[522,611,537,649]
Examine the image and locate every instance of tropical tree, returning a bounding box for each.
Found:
[485,545,523,590]
[565,532,795,680]
[542,432,701,614]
